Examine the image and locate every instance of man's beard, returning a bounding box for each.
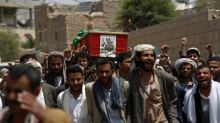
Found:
[139,61,154,72]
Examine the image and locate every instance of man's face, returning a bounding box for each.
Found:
[159,54,169,63]
[208,61,220,77]
[187,53,199,62]
[119,57,131,72]
[67,72,84,94]
[49,57,63,75]
[137,49,155,71]
[6,75,32,113]
[181,63,192,78]
[76,57,88,69]
[64,51,71,59]
[196,67,212,88]
[97,64,113,85]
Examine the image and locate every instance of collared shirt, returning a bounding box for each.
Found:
[104,88,122,123]
[69,86,87,123]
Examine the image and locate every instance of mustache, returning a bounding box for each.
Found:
[144,61,154,64]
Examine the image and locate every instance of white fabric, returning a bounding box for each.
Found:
[175,58,197,74]
[187,47,200,56]
[0,96,2,111]
[132,44,155,58]
[57,85,87,123]
[36,88,46,108]
[26,87,46,123]
[183,80,220,123]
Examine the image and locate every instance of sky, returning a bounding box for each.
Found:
[46,0,99,5]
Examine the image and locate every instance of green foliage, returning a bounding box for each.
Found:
[22,40,35,49]
[22,33,35,48]
[196,0,220,11]
[115,0,179,32]
[0,31,21,61]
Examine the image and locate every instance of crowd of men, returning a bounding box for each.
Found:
[0,37,220,123]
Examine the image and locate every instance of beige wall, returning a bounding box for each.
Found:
[34,1,122,53]
[0,26,35,42]
[128,10,220,62]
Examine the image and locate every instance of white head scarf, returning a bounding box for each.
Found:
[131,44,155,71]
[175,58,197,74]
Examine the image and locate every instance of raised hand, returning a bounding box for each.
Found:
[17,91,46,120]
[161,44,170,53]
[181,37,187,45]
[206,44,213,53]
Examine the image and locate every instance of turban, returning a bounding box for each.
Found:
[175,58,197,74]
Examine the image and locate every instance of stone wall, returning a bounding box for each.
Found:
[128,10,220,61]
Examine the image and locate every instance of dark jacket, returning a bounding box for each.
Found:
[128,69,179,123]
[44,73,65,87]
[175,85,187,123]
[42,83,57,107]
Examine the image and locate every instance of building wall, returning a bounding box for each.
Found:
[65,13,90,47]
[102,0,122,32]
[0,26,35,42]
[128,10,220,61]
[35,0,123,53]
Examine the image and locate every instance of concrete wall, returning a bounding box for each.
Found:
[128,10,220,62]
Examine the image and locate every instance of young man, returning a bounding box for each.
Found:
[207,56,220,82]
[75,51,97,83]
[128,44,178,123]
[116,51,132,80]
[44,51,66,87]
[175,58,197,90]
[179,37,204,66]
[175,58,197,123]
[0,64,71,123]
[85,58,129,123]
[183,65,220,123]
[57,65,87,123]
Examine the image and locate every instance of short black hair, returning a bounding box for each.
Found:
[19,53,37,63]
[196,64,210,73]
[117,52,131,63]
[207,56,220,63]
[66,65,84,78]
[96,58,115,70]
[9,64,41,91]
[75,51,90,62]
[187,49,200,57]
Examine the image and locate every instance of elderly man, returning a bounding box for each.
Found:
[128,44,179,123]
[183,65,220,123]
